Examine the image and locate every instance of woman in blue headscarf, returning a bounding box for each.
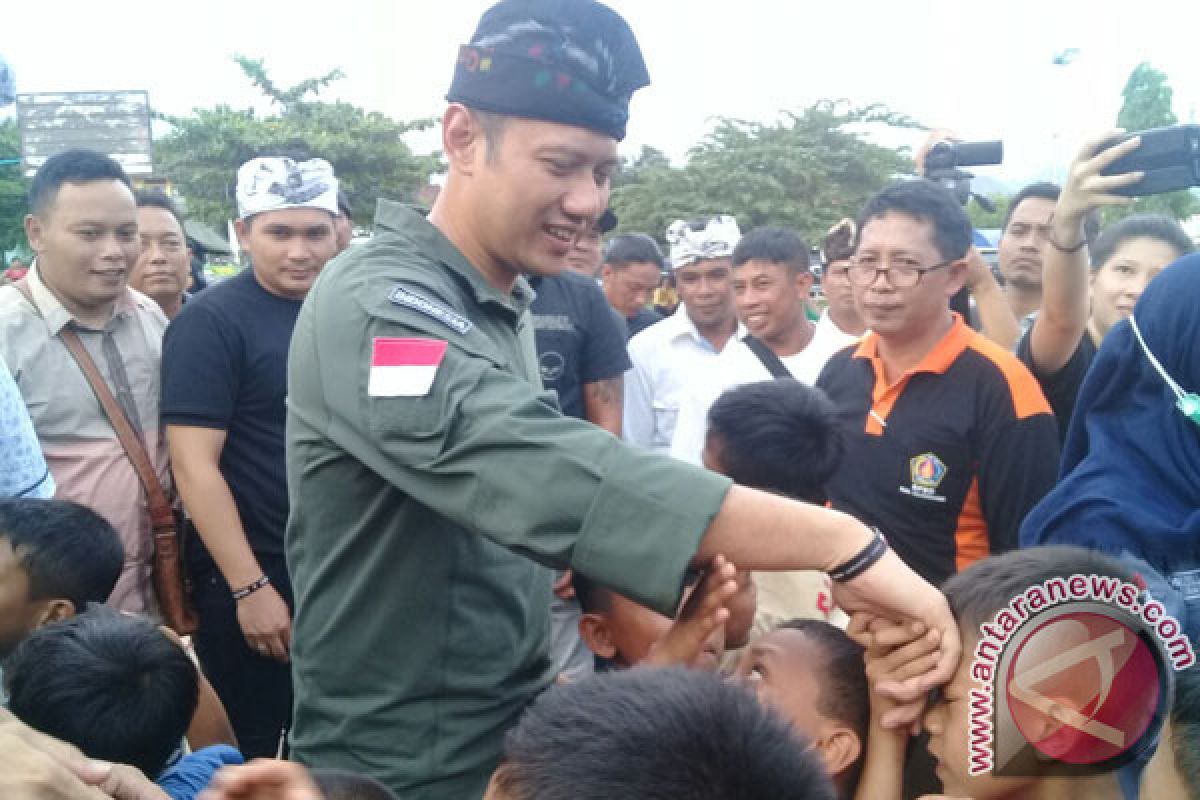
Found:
[1020,254,1200,640]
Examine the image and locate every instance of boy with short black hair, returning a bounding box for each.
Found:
[734,619,869,798]
[703,379,845,634]
[0,497,123,658]
[5,605,199,778]
[858,545,1137,800]
[485,667,836,800]
[703,378,844,504]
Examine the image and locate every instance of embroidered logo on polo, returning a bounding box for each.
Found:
[900,452,948,503]
[389,286,473,335]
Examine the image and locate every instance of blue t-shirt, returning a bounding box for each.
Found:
[160,269,303,561]
[157,745,244,800]
[529,271,631,420]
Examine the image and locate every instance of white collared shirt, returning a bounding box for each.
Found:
[623,305,745,453]
[668,312,861,465]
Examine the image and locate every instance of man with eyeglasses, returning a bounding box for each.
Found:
[816,180,1059,588]
[129,192,192,320]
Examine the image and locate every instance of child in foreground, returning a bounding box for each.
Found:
[854,545,1142,800]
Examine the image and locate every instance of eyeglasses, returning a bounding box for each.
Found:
[847,255,956,288]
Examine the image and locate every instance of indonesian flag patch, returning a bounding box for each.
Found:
[368,337,447,397]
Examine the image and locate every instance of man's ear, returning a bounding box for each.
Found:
[795,269,815,297]
[234,218,251,250]
[600,264,615,284]
[814,726,863,778]
[578,612,617,660]
[442,104,484,177]
[34,598,76,629]
[945,259,969,298]
[24,214,44,253]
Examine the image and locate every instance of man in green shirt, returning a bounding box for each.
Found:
[286,2,959,798]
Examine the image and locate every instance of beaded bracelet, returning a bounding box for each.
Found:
[231,574,271,601]
[829,528,889,583]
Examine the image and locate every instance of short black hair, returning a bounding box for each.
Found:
[495,667,835,800]
[942,545,1137,632]
[777,619,869,791]
[1171,665,1200,797]
[28,149,132,215]
[857,179,972,262]
[1090,213,1194,271]
[0,498,123,615]
[5,606,199,778]
[1002,182,1060,231]
[572,571,611,615]
[706,380,844,504]
[732,226,811,275]
[337,189,352,218]
[311,769,399,800]
[134,190,186,230]
[777,619,868,739]
[603,232,664,270]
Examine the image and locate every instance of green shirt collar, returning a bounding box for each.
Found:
[373,200,535,319]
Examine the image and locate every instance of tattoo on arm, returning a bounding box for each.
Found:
[584,375,624,436]
[585,375,623,408]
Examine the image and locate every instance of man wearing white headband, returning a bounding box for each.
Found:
[623,215,743,453]
[160,155,340,757]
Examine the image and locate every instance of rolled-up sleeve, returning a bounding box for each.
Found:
[348,309,732,616]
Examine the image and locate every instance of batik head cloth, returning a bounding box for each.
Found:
[446,0,650,141]
[236,157,339,220]
[666,215,742,271]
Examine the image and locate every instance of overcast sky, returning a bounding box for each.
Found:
[4,0,1200,188]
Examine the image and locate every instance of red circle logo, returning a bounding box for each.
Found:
[1005,611,1161,765]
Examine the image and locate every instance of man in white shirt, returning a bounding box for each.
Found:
[670,227,859,465]
[623,215,742,453]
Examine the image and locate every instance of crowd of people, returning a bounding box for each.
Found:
[1,1,1198,799]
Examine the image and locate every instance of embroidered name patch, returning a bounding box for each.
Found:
[368,338,447,397]
[389,286,473,335]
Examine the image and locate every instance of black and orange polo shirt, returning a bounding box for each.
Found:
[816,314,1060,587]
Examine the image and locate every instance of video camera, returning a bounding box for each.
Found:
[922,139,1004,211]
[1100,125,1200,196]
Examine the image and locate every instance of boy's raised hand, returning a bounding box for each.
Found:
[832,549,960,724]
[644,554,739,670]
[849,612,946,730]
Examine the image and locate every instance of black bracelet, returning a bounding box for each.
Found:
[231,574,271,601]
[829,528,889,583]
[1048,233,1087,253]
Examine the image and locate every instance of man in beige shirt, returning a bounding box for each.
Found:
[0,150,168,613]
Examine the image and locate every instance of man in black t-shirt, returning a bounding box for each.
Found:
[161,156,340,757]
[530,270,630,431]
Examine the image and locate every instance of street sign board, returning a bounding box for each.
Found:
[15,90,153,177]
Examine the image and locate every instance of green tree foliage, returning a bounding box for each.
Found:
[966,193,1011,231]
[610,101,919,245]
[0,119,29,255]
[1111,62,1198,222]
[155,57,442,232]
